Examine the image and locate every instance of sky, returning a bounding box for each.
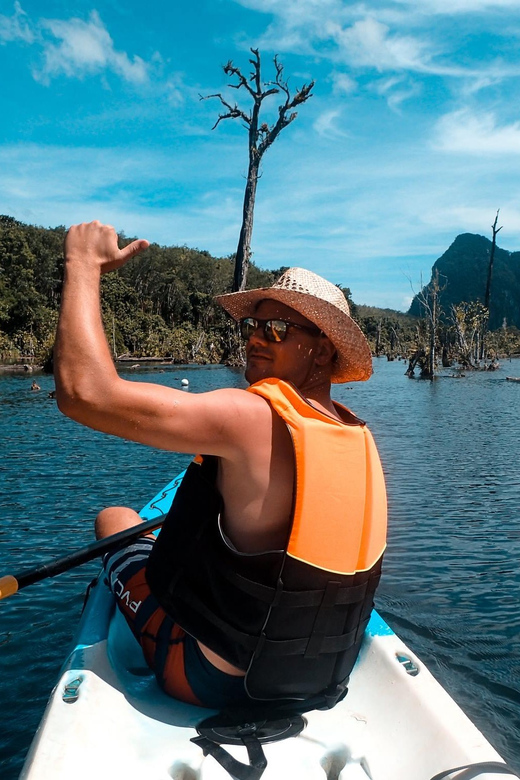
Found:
[2,1,520,310]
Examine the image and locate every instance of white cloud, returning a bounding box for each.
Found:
[0,1,34,44]
[233,0,432,72]
[236,0,520,20]
[33,11,148,85]
[232,0,518,94]
[332,72,357,95]
[434,109,520,153]
[392,0,520,13]
[327,17,429,72]
[370,75,422,111]
[313,109,349,138]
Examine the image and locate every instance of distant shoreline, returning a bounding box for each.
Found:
[0,363,43,374]
[0,357,224,374]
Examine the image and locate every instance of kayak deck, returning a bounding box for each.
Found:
[20,474,513,780]
[20,578,509,780]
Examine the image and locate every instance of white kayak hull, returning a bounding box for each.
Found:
[20,475,513,780]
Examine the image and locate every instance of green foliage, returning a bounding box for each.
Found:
[0,217,274,367]
[3,217,518,370]
[0,216,64,361]
[354,305,420,357]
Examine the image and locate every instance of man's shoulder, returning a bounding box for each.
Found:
[202,385,272,421]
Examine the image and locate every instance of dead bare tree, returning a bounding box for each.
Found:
[480,209,502,360]
[202,48,314,291]
[484,209,502,311]
[407,269,447,379]
[450,301,488,368]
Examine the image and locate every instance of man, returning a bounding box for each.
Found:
[55,221,387,710]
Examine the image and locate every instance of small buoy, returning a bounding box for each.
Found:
[181,379,189,386]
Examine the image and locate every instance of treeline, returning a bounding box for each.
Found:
[359,297,520,378]
[1,214,418,368]
[0,215,283,366]
[2,215,519,373]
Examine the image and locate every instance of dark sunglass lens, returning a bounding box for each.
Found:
[240,318,257,340]
[267,320,287,342]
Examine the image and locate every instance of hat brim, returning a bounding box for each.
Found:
[215,287,372,383]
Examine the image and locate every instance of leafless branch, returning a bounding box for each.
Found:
[202,48,314,150]
[201,48,314,292]
[199,92,251,129]
[492,209,503,236]
[222,59,256,98]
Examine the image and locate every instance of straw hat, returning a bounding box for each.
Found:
[215,267,372,383]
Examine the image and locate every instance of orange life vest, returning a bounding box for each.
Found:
[248,378,387,575]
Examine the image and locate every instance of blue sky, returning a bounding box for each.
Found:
[2,0,520,310]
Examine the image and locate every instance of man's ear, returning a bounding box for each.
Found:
[314,336,337,368]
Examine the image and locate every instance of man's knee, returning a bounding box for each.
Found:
[95,506,142,539]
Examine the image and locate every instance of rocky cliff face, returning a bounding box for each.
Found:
[408,233,520,329]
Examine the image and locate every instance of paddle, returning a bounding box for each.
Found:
[0,515,166,601]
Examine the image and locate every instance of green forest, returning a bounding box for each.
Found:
[1,215,519,375]
[0,215,279,367]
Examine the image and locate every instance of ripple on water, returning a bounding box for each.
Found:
[2,362,520,775]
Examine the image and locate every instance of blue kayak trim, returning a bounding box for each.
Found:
[139,471,185,520]
[367,611,394,637]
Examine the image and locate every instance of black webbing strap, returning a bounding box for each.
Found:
[174,585,359,658]
[191,714,307,780]
[256,625,358,657]
[175,587,259,651]
[430,761,519,779]
[304,581,341,659]
[192,733,267,780]
[217,566,370,607]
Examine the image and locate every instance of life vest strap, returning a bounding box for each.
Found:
[176,586,259,652]
[254,626,358,658]
[216,565,371,607]
[180,582,364,660]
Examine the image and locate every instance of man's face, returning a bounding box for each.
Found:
[244,300,325,387]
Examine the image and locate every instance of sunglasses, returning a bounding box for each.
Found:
[239,317,322,343]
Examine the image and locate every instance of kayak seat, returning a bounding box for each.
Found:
[101,580,215,728]
[109,601,151,675]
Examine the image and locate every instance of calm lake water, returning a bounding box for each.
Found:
[1,359,520,776]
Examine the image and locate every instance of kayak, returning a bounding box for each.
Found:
[20,474,517,780]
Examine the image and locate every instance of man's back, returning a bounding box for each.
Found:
[55,222,384,707]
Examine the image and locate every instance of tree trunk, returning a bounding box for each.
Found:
[234,160,259,292]
[428,290,437,378]
[375,319,382,356]
[205,51,314,293]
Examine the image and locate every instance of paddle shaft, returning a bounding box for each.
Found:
[0,516,165,600]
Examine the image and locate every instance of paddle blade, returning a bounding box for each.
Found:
[0,575,19,600]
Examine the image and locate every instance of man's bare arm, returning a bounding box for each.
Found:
[54,221,267,457]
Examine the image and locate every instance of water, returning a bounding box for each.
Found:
[1,360,520,775]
